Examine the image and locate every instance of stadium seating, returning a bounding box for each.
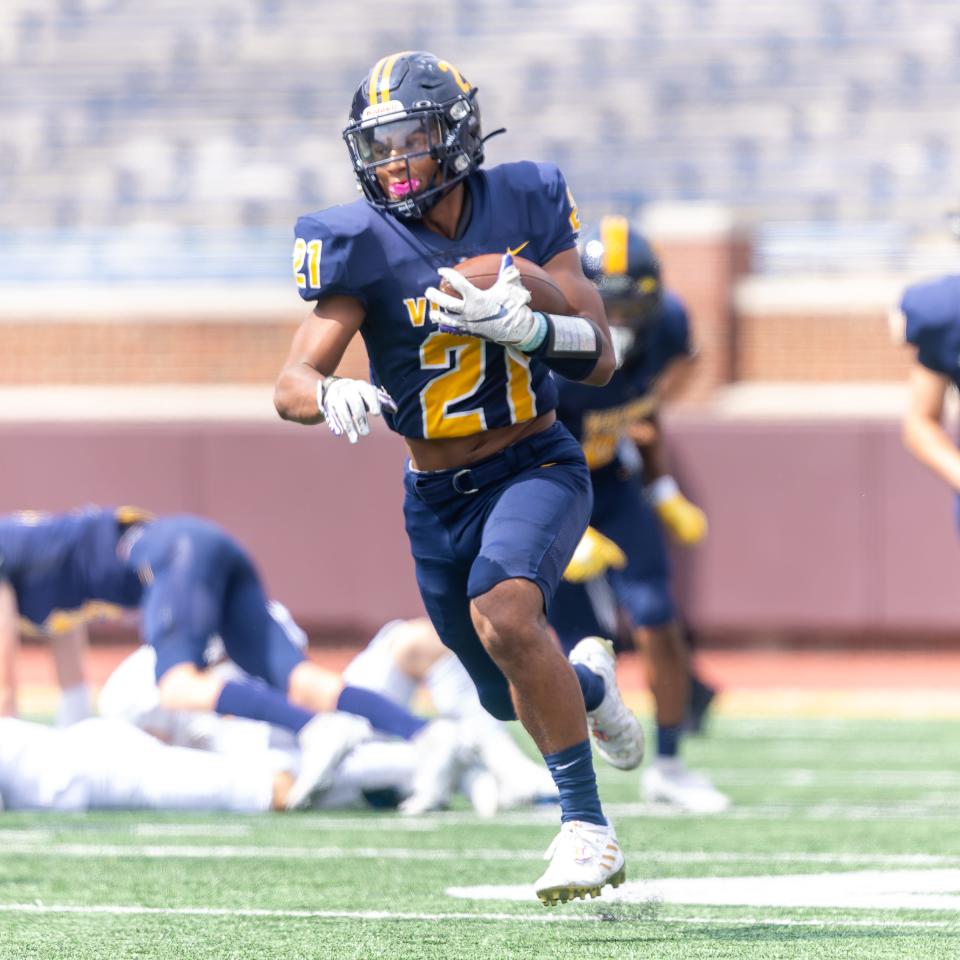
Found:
[5,0,960,277]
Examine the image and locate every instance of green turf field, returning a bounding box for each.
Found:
[2,715,960,959]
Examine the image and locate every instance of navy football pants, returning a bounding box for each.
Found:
[128,516,305,688]
[549,463,676,653]
[403,421,592,721]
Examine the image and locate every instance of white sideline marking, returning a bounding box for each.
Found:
[0,901,956,930]
[708,769,960,787]
[290,800,960,828]
[449,869,960,912]
[8,842,960,869]
[133,824,252,838]
[0,843,530,861]
[0,830,53,842]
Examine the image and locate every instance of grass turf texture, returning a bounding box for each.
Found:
[2,716,960,959]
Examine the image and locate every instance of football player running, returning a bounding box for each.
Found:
[0,507,464,811]
[900,267,960,512]
[548,218,729,813]
[274,51,641,904]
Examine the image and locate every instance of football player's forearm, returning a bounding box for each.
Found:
[0,583,20,716]
[0,647,15,715]
[565,290,615,386]
[274,363,326,425]
[903,414,960,492]
[577,329,615,385]
[636,415,668,485]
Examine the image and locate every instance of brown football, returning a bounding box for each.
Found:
[440,254,571,315]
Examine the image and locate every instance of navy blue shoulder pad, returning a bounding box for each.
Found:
[293,200,390,306]
[902,276,960,374]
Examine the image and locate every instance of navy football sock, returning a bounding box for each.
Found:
[544,739,606,826]
[215,678,313,734]
[572,663,606,712]
[336,685,428,740]
[657,723,681,758]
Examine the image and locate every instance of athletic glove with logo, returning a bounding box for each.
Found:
[425,253,546,353]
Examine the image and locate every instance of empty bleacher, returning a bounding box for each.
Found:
[5,0,960,277]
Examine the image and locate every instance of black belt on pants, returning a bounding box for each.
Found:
[412,425,565,501]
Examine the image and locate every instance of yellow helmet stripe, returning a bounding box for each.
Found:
[377,51,413,103]
[367,55,391,106]
[600,215,629,276]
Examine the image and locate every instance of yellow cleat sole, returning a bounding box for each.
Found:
[536,864,626,907]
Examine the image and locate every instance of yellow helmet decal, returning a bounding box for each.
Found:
[369,51,416,105]
[600,215,630,276]
[367,54,391,106]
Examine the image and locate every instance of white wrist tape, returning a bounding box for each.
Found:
[516,312,548,352]
[539,313,600,357]
[647,475,680,505]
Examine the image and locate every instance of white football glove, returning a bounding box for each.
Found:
[425,254,546,352]
[317,377,396,444]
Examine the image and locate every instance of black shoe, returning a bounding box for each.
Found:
[684,675,716,735]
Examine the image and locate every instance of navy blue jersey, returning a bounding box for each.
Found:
[555,292,692,470]
[902,275,960,385]
[293,161,581,440]
[0,507,144,633]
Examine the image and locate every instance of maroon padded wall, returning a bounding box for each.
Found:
[2,417,959,638]
[665,419,960,632]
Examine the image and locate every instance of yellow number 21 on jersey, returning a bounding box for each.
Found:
[419,332,537,439]
[293,238,322,289]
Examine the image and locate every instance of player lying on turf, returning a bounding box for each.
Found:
[547,218,728,813]
[0,507,464,811]
[274,51,639,903]
[100,616,558,815]
[0,715,305,813]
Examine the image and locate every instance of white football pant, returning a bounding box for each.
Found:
[0,717,273,812]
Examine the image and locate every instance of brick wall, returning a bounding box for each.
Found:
[0,288,373,385]
[736,309,913,381]
[733,276,914,383]
[0,245,921,389]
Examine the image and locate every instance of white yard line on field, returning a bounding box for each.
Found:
[0,901,957,930]
[450,869,960,913]
[132,824,253,838]
[284,799,960,830]
[5,841,960,868]
[704,769,960,787]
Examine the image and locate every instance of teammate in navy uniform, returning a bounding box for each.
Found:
[548,217,729,813]
[901,274,960,519]
[274,51,642,903]
[0,507,467,811]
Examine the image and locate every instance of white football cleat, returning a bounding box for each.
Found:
[534,819,626,906]
[642,756,731,814]
[399,718,468,816]
[569,636,645,770]
[286,712,372,810]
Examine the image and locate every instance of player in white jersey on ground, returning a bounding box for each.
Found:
[0,715,297,813]
[99,614,556,815]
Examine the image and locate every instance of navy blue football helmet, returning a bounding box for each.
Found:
[580,217,663,363]
[343,51,487,219]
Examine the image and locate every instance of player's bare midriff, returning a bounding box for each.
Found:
[405,410,556,472]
